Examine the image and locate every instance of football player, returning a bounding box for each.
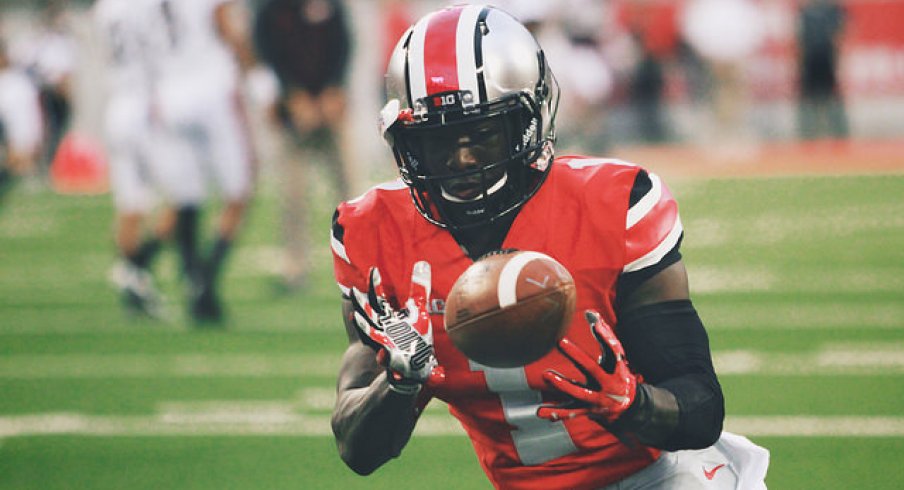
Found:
[0,39,43,188]
[147,0,256,324]
[95,0,172,318]
[330,5,769,489]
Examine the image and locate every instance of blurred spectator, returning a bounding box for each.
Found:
[0,38,44,190]
[617,0,682,143]
[630,30,667,143]
[21,0,77,174]
[681,0,765,147]
[556,0,615,153]
[149,0,257,325]
[253,0,354,292]
[798,0,847,140]
[94,0,173,319]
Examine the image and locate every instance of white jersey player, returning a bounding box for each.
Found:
[94,0,172,319]
[95,0,161,215]
[149,0,254,208]
[145,0,256,324]
[0,42,43,179]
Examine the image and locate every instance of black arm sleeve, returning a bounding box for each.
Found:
[614,300,724,450]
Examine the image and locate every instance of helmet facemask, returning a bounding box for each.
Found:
[386,89,552,230]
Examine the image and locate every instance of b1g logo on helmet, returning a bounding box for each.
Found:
[434,93,457,107]
[428,91,472,111]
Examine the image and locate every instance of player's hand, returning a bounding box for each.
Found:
[537,310,637,424]
[349,261,443,394]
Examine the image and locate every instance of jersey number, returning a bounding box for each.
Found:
[470,361,578,465]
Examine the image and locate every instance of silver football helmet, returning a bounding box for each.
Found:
[380,4,560,230]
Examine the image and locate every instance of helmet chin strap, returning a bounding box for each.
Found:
[439,172,509,203]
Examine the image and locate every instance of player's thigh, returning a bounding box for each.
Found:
[153,129,205,207]
[109,145,155,214]
[606,432,768,490]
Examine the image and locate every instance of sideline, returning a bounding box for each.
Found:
[614,139,904,181]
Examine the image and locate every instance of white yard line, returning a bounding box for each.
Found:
[0,354,340,378]
[714,346,904,375]
[2,411,903,438]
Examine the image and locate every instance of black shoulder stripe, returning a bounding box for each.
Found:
[331,208,345,244]
[629,169,652,209]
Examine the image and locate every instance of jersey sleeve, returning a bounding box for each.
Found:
[622,169,683,274]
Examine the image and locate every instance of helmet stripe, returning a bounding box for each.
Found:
[407,5,485,102]
[406,13,431,103]
[455,5,483,100]
[423,7,463,95]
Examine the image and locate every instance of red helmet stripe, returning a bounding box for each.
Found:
[422,7,463,95]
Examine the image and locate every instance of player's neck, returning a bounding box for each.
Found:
[451,212,517,261]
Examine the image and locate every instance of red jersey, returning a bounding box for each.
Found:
[331,156,683,490]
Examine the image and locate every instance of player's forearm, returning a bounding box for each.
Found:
[615,300,725,450]
[331,373,421,475]
[617,375,723,450]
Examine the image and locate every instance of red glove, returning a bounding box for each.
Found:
[537,310,637,424]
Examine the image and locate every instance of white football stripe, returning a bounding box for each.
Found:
[625,172,662,229]
[623,216,683,273]
[497,252,556,308]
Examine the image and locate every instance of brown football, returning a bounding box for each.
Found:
[444,250,577,368]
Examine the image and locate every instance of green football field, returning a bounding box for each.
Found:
[1,170,903,489]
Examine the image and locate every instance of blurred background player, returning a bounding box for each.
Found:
[0,37,44,199]
[797,0,848,140]
[681,0,765,150]
[95,0,172,319]
[149,0,256,324]
[253,0,354,292]
[20,0,77,174]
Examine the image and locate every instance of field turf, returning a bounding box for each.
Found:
[1,171,903,489]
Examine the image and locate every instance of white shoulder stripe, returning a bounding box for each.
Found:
[626,172,662,230]
[337,283,351,297]
[346,179,407,205]
[623,216,683,273]
[331,232,350,264]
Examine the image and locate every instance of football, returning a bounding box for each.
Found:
[444,250,577,368]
